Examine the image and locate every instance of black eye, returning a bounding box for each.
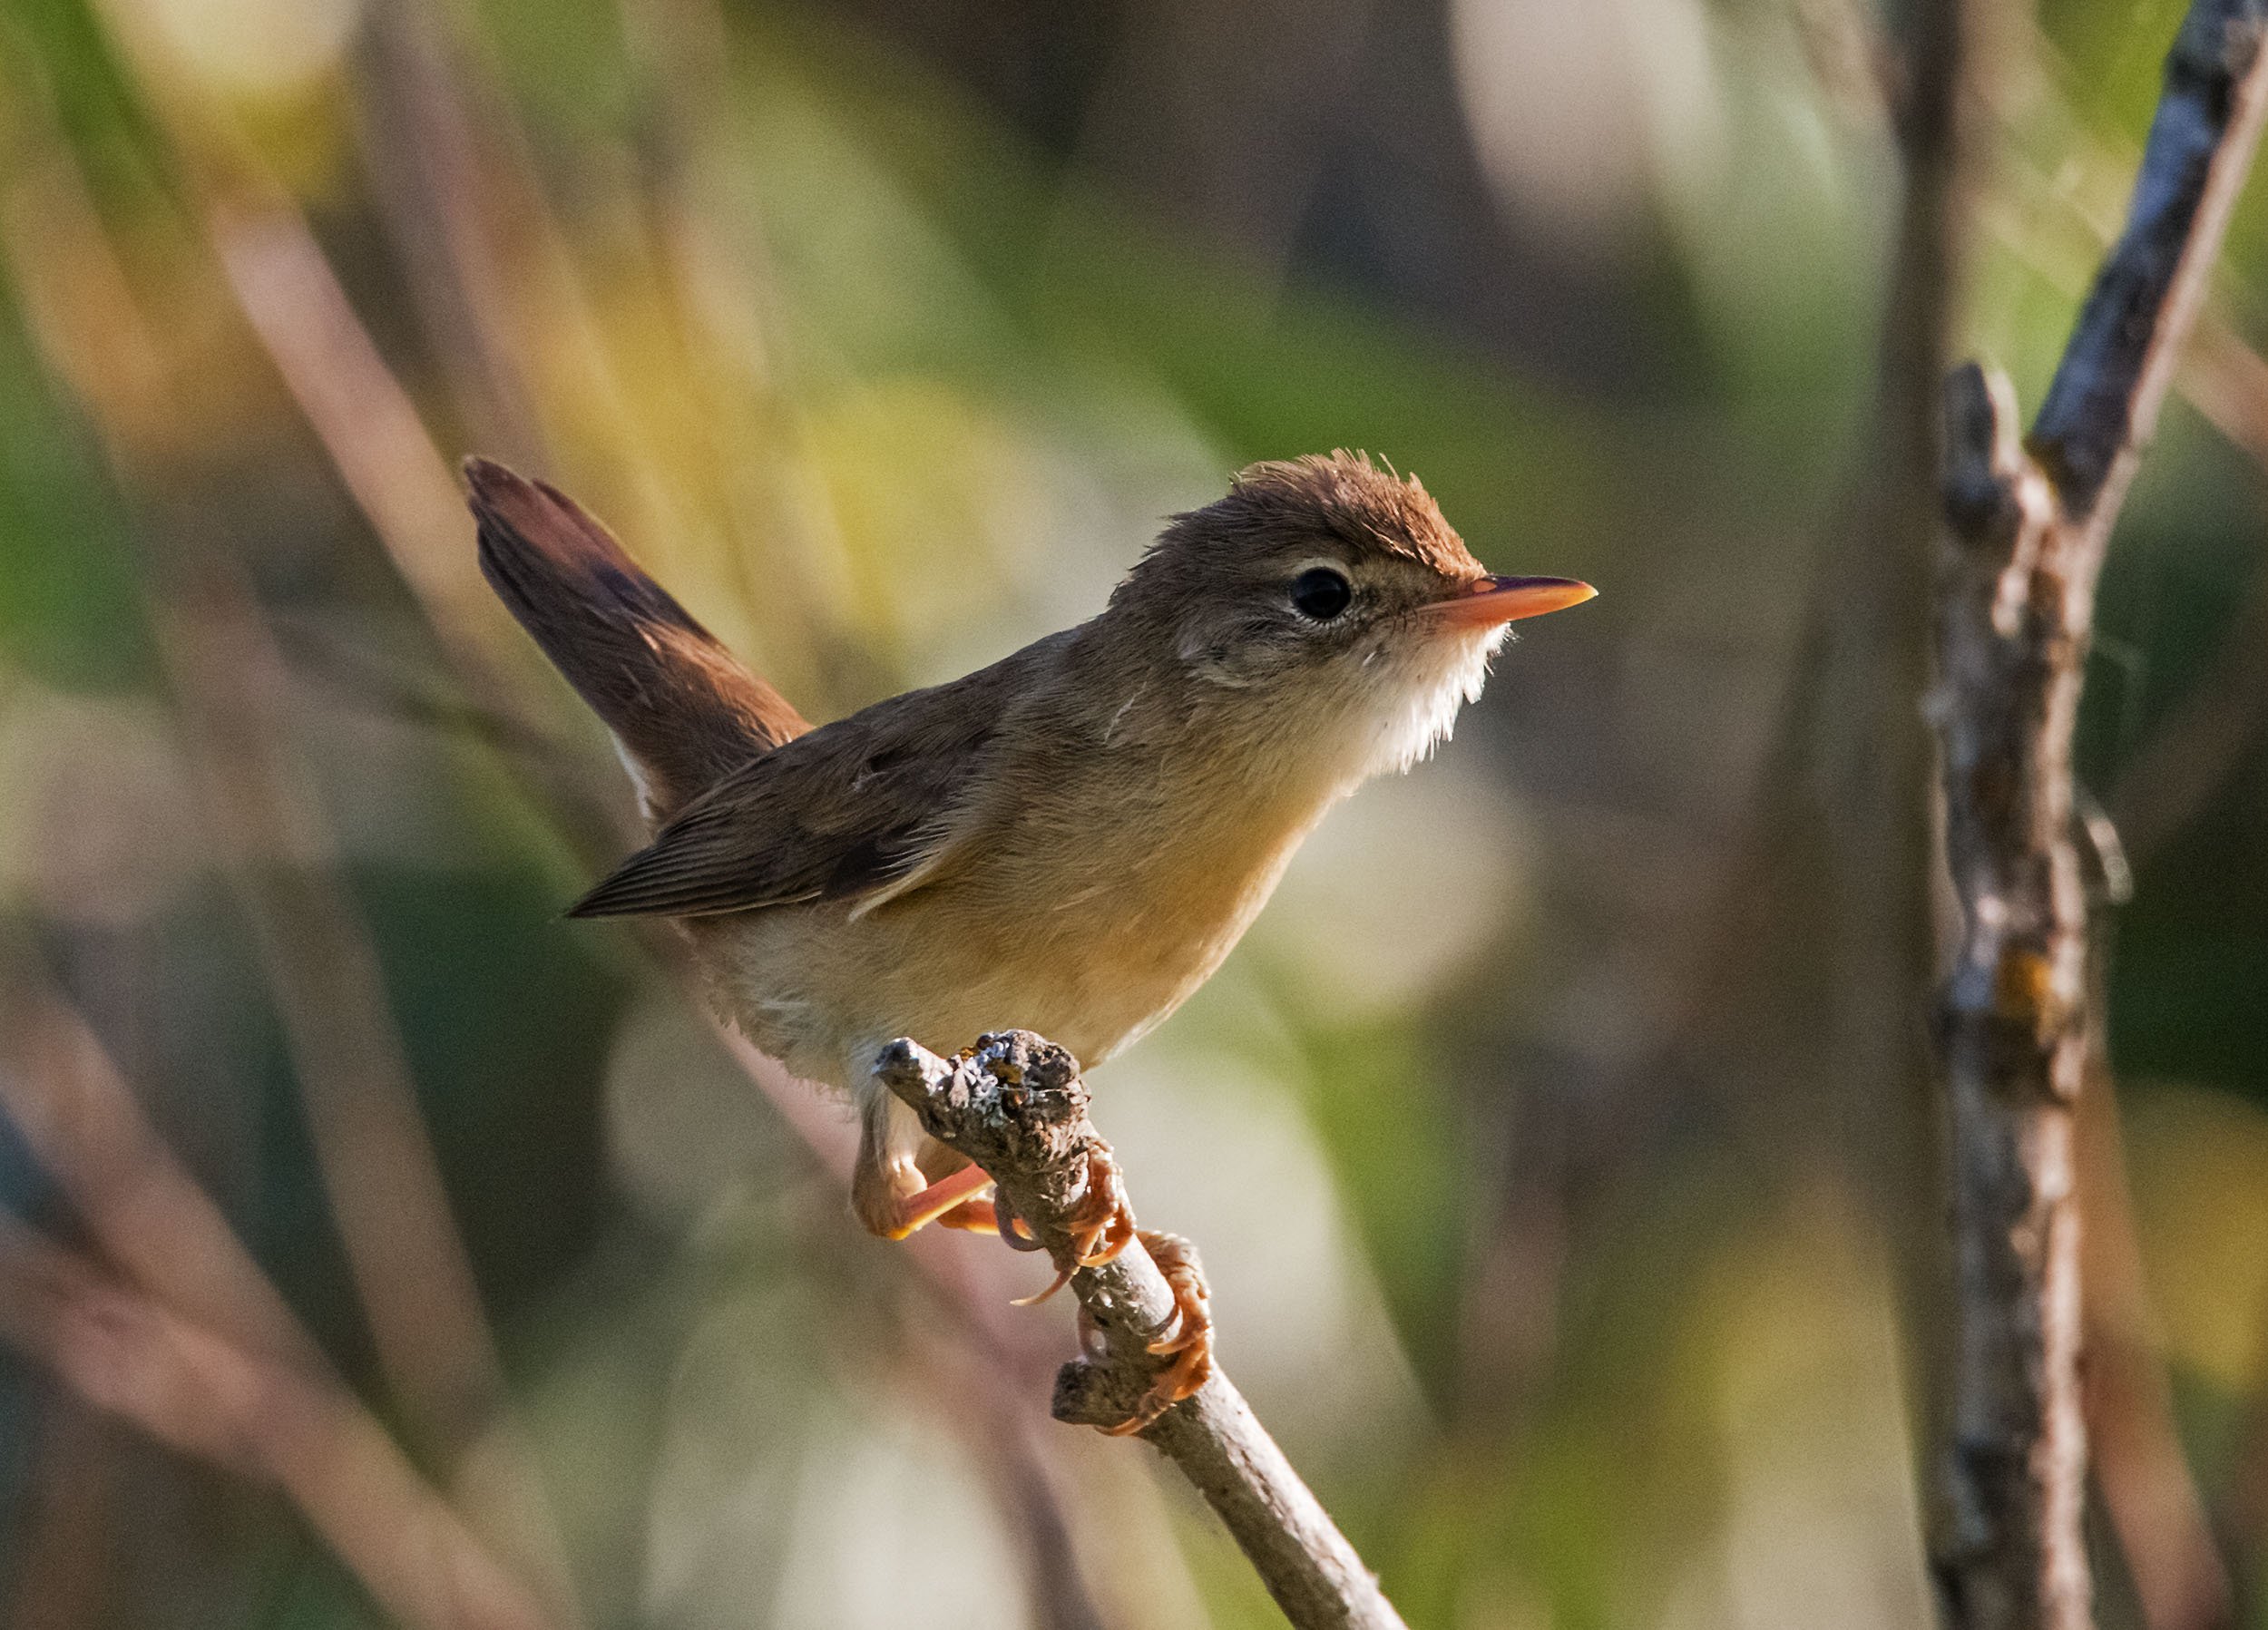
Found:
[1289,567,1352,620]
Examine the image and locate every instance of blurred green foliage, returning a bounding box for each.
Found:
[2,1,2267,1627]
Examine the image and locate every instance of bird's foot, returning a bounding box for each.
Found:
[1064,1142,1136,1268]
[1096,1230,1213,1436]
[1000,1143,1133,1305]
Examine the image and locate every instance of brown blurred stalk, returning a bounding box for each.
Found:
[0,960,562,1630]
[0,86,584,1618]
[145,552,591,1621]
[0,1214,557,1630]
[0,965,320,1371]
[1796,0,1983,1599]
[149,553,513,1471]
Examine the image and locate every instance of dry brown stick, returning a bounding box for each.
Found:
[1928,8,2268,1626]
[876,1032,1407,1630]
[0,1214,558,1630]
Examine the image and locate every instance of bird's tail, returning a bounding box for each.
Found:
[464,457,807,822]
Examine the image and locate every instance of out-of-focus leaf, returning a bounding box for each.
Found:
[0,293,150,689]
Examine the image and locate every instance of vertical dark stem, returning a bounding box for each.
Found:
[1928,7,2268,1625]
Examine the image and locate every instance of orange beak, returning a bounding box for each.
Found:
[1422,574,1597,629]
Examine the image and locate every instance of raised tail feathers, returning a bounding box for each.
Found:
[465,457,807,821]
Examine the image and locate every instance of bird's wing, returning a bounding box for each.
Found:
[565,638,1059,920]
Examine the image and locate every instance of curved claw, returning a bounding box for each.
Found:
[1011,1266,1073,1308]
[993,1190,1050,1253]
[1064,1144,1136,1268]
[993,1146,1208,1437]
[1101,1230,1214,1435]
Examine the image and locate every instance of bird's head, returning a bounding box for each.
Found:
[1111,452,1594,782]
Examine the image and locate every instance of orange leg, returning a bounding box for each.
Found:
[880,1162,995,1240]
[1102,1229,1214,1436]
[934,1195,1001,1233]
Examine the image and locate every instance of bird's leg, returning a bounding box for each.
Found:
[878,1162,997,1239]
[921,1130,1005,1233]
[1092,1230,1214,1436]
[855,1095,996,1240]
[934,1192,1003,1233]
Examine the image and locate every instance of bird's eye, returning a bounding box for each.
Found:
[1289,567,1353,620]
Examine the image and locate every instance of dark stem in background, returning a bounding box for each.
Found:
[1928,6,2268,1626]
[876,1033,1410,1630]
[1810,0,1980,1600]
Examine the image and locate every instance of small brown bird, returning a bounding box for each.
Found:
[467,453,1591,1252]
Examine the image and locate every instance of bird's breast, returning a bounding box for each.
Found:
[694,726,1341,1088]
[935,767,1328,1059]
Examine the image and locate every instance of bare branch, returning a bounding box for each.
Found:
[2029,4,2268,527]
[877,1033,1408,1630]
[1929,8,2268,1625]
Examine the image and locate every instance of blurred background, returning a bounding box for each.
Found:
[1,0,2265,1625]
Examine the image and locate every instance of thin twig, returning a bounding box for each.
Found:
[1929,8,2268,1625]
[877,1033,1408,1630]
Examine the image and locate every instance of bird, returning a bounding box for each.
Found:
[466,450,1591,1273]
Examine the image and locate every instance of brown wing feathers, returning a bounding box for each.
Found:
[561,698,1002,920]
[464,457,808,820]
[468,455,1016,924]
